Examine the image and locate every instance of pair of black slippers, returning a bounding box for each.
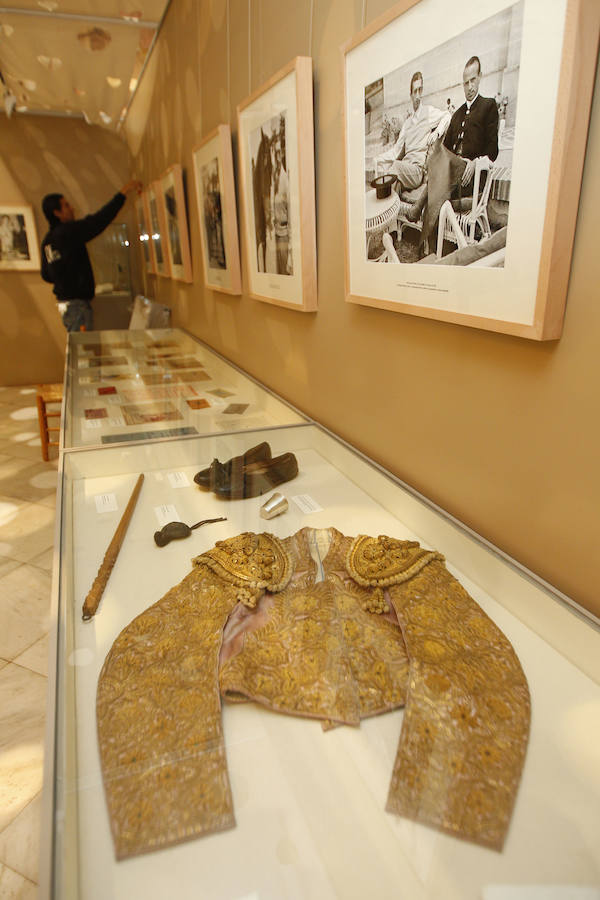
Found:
[193,441,298,499]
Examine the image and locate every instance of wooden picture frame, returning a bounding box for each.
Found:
[147,182,170,278]
[192,125,242,295]
[159,164,193,283]
[0,204,40,270]
[135,194,155,275]
[237,56,317,311]
[342,0,599,340]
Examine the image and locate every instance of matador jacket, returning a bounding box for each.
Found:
[96,528,530,860]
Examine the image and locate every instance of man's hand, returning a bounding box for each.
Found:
[426,130,440,147]
[120,179,143,197]
[461,158,476,186]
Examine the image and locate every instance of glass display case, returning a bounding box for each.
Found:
[63,328,308,450]
[40,423,600,900]
[87,223,132,296]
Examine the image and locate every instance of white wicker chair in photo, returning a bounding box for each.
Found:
[436,157,495,258]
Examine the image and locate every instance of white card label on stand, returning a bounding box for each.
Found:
[84,419,102,430]
[291,494,323,514]
[154,504,180,526]
[167,471,190,488]
[94,493,118,514]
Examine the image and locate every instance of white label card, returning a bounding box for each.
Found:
[94,493,118,514]
[291,494,323,514]
[84,419,102,430]
[167,471,190,488]
[154,504,180,527]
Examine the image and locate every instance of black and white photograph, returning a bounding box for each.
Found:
[249,111,293,277]
[148,191,165,269]
[201,158,226,270]
[364,1,522,267]
[160,165,193,282]
[192,125,242,295]
[0,205,39,270]
[164,184,183,267]
[237,56,317,310]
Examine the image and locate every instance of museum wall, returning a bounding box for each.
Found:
[0,114,135,385]
[132,0,596,618]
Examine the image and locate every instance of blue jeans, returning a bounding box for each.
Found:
[61,300,94,332]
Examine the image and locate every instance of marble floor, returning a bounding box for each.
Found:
[0,385,59,899]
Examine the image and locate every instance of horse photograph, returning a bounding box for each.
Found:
[249,111,293,276]
[201,157,226,270]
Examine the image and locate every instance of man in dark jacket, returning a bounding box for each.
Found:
[443,55,499,186]
[410,56,500,251]
[41,180,141,332]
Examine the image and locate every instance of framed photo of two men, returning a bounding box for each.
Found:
[343,0,599,340]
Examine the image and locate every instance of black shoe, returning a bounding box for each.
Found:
[194,441,271,488]
[213,452,298,500]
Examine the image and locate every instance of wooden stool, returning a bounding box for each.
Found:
[36,383,63,461]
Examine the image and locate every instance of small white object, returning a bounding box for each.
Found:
[260,493,288,519]
[291,494,323,514]
[167,471,190,488]
[154,504,179,527]
[94,493,118,514]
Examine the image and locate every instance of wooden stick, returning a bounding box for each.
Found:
[82,474,145,621]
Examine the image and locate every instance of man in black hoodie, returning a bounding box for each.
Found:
[41,180,141,332]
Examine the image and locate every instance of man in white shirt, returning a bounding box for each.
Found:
[375,71,450,193]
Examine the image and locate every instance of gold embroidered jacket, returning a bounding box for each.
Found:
[96,528,530,860]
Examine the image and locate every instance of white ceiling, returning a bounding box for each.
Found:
[0,1,168,130]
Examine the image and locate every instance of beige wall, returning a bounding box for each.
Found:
[0,114,134,385]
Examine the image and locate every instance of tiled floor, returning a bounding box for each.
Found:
[0,385,59,899]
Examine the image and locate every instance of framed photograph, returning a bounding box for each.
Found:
[0,204,40,270]
[147,182,170,278]
[237,56,317,311]
[343,0,599,340]
[159,164,193,283]
[192,125,242,295]
[135,194,155,275]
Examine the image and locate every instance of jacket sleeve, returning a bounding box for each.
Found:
[386,557,530,850]
[96,564,238,859]
[484,99,499,161]
[69,192,126,244]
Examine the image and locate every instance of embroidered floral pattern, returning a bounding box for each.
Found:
[385,558,530,850]
[96,565,239,859]
[347,534,443,586]
[97,528,530,859]
[195,531,292,592]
